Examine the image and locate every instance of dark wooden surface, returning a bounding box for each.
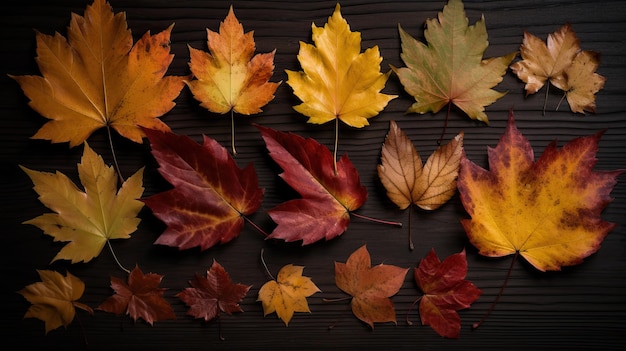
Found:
[2,0,625,349]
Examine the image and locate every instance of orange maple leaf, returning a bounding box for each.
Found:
[186,6,280,154]
[458,110,622,272]
[9,0,185,147]
[98,265,176,325]
[18,270,93,334]
[334,245,408,328]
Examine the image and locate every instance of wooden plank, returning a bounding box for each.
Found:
[1,0,625,349]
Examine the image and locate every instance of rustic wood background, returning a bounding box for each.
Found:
[1,0,625,349]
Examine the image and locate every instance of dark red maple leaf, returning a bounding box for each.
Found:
[177,259,251,322]
[256,124,367,244]
[142,128,264,250]
[412,249,481,338]
[98,265,176,325]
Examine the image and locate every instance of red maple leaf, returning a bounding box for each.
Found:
[412,249,481,338]
[256,125,367,244]
[98,265,176,325]
[177,259,251,322]
[142,128,264,250]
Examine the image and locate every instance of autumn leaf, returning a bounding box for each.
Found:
[457,110,622,327]
[393,0,515,124]
[551,50,606,114]
[458,110,622,271]
[378,120,463,249]
[9,0,185,147]
[334,245,408,328]
[256,124,368,245]
[286,3,396,168]
[186,6,280,155]
[177,260,251,323]
[412,249,481,338]
[510,24,604,114]
[258,264,320,326]
[18,270,93,334]
[142,128,264,251]
[98,265,176,325]
[20,142,144,264]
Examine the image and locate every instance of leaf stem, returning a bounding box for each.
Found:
[242,215,269,237]
[259,248,275,280]
[107,240,130,274]
[408,206,414,251]
[231,110,237,156]
[555,91,567,112]
[542,81,550,116]
[351,212,402,227]
[405,296,422,325]
[437,102,451,145]
[106,126,125,183]
[322,296,351,303]
[472,251,519,330]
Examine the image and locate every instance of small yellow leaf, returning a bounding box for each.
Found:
[552,50,606,114]
[257,264,320,326]
[286,3,396,128]
[18,270,93,334]
[21,142,144,263]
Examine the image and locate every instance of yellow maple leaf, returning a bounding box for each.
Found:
[257,264,320,326]
[9,0,185,147]
[18,270,93,334]
[286,3,395,169]
[20,142,145,264]
[457,111,622,272]
[393,0,516,124]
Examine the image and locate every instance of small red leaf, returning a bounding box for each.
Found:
[414,249,481,338]
[98,265,175,325]
[177,259,251,322]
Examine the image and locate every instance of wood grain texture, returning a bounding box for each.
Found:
[1,0,625,349]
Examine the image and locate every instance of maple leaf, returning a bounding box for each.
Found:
[177,260,251,323]
[186,6,280,155]
[458,110,622,272]
[20,142,144,264]
[9,0,185,147]
[378,120,463,249]
[18,270,93,334]
[413,249,481,338]
[551,50,606,114]
[98,265,176,325]
[334,245,409,328]
[393,0,516,124]
[510,24,605,114]
[256,124,367,245]
[286,3,396,168]
[258,264,321,326]
[142,128,264,251]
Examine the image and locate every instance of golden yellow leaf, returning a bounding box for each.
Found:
[9,0,185,147]
[18,270,93,334]
[20,142,144,264]
[285,3,396,128]
[257,264,320,326]
[186,6,280,116]
[394,0,515,123]
[457,111,622,272]
[378,120,463,211]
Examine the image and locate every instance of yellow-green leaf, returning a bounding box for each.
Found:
[21,143,144,263]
